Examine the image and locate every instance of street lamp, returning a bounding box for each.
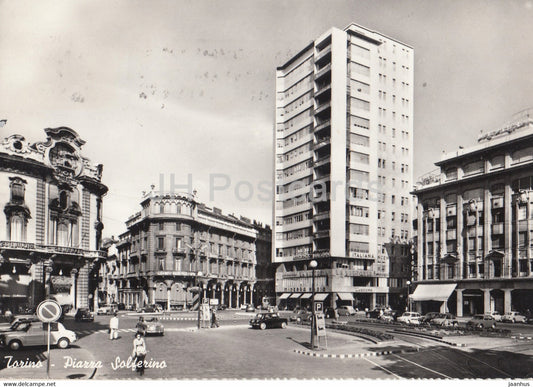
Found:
[309,260,318,350]
[197,271,204,329]
[406,280,411,312]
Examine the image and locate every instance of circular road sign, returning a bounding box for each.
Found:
[36,300,62,323]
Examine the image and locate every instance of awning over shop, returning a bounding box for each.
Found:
[289,293,302,299]
[313,293,329,301]
[337,293,354,301]
[300,293,312,299]
[278,293,291,300]
[50,293,73,306]
[410,284,457,302]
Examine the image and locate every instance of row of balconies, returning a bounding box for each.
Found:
[112,270,255,282]
[276,267,382,281]
[0,240,106,259]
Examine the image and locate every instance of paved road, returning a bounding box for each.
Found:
[1,310,532,379]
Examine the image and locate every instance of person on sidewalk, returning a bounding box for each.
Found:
[131,332,147,376]
[211,308,219,328]
[109,312,119,340]
[136,316,145,335]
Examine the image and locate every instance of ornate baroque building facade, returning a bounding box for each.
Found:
[115,189,271,310]
[0,127,107,313]
[412,111,533,316]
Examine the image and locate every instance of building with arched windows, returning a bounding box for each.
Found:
[0,126,108,314]
[412,111,533,317]
[114,189,271,311]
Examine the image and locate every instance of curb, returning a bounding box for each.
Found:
[293,347,419,358]
[511,335,533,340]
[391,329,467,347]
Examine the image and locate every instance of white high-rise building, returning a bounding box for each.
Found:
[274,23,414,310]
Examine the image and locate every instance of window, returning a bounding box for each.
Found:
[157,237,165,250]
[176,222,181,231]
[159,222,164,231]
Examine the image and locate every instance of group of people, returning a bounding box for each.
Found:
[108,312,147,376]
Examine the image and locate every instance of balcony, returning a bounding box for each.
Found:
[314,46,331,64]
[315,63,331,81]
[314,102,331,117]
[313,137,331,150]
[314,119,331,133]
[0,240,106,259]
[314,230,330,239]
[172,247,187,255]
[313,211,330,221]
[314,155,331,169]
[315,84,331,99]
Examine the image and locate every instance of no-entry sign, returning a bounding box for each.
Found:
[36,299,62,323]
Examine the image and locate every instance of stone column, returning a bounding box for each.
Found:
[503,288,512,315]
[456,289,464,317]
[481,288,492,313]
[250,284,255,307]
[504,183,513,277]
[165,280,174,311]
[528,199,532,276]
[235,282,242,309]
[440,195,447,257]
[243,285,248,305]
[371,293,377,310]
[70,269,78,309]
[219,281,226,307]
[228,284,233,309]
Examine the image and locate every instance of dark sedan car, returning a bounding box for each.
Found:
[74,308,94,322]
[250,313,288,330]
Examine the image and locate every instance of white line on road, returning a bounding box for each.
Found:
[363,357,402,379]
[392,354,451,378]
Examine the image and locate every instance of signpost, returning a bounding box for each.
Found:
[36,300,62,378]
[314,313,327,349]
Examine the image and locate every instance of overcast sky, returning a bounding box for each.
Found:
[1,0,532,238]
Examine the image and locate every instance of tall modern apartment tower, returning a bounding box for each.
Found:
[274,24,414,310]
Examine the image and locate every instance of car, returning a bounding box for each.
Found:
[245,305,255,313]
[138,305,162,314]
[0,316,40,332]
[136,317,164,336]
[431,313,458,327]
[365,309,384,318]
[249,312,288,330]
[96,305,116,315]
[289,309,312,323]
[74,308,94,322]
[217,304,227,311]
[0,321,77,351]
[484,311,503,322]
[421,312,441,324]
[379,310,399,323]
[467,314,497,330]
[397,312,422,325]
[502,311,527,323]
[337,306,357,316]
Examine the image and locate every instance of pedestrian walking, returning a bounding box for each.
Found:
[211,308,219,328]
[131,332,147,376]
[136,316,145,335]
[109,312,119,340]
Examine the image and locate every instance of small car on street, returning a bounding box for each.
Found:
[74,308,94,322]
[397,312,422,325]
[337,306,357,316]
[138,305,163,314]
[431,313,458,327]
[421,312,441,325]
[0,321,77,351]
[379,310,399,323]
[0,316,40,332]
[502,311,527,323]
[467,314,497,330]
[245,305,255,313]
[249,312,288,330]
[289,309,312,323]
[96,304,117,315]
[136,317,165,336]
[324,307,338,319]
[484,311,503,322]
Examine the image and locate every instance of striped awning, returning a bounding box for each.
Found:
[289,293,302,299]
[278,293,291,300]
[313,293,329,301]
[411,284,457,302]
[300,293,313,299]
[337,293,354,301]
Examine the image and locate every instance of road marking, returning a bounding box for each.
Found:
[392,354,452,378]
[362,357,402,379]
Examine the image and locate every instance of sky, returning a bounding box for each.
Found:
[1,0,532,238]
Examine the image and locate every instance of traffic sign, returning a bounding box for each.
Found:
[36,300,62,323]
[314,301,323,313]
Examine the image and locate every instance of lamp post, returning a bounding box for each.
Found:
[197,271,204,329]
[309,260,318,350]
[406,280,411,312]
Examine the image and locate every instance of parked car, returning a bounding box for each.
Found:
[289,309,312,323]
[502,311,527,323]
[0,321,77,351]
[136,317,164,336]
[431,313,458,327]
[467,314,497,330]
[337,306,357,316]
[249,312,288,330]
[75,308,94,322]
[217,304,227,311]
[138,305,163,314]
[245,305,255,313]
[0,317,40,332]
[397,312,422,325]
[484,311,503,322]
[365,308,384,318]
[379,310,399,323]
[96,304,117,315]
[421,312,441,324]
